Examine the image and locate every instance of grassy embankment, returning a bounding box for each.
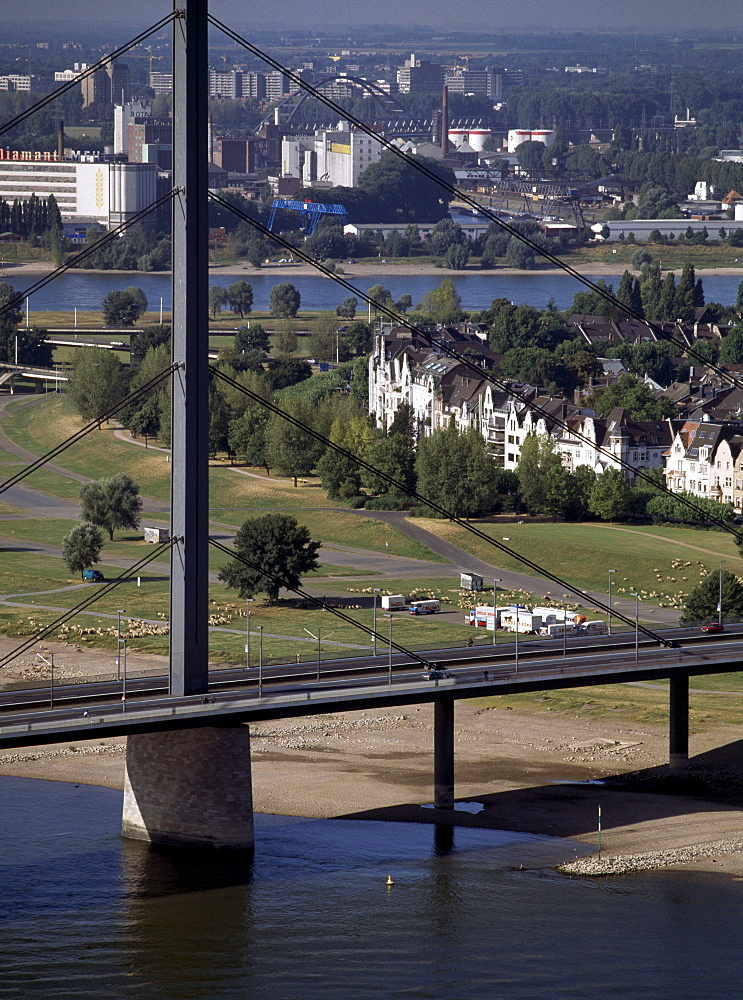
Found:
[4,394,743,726]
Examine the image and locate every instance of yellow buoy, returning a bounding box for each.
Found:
[386,875,395,886]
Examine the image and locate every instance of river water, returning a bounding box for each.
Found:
[3,269,743,315]
[3,775,743,1000]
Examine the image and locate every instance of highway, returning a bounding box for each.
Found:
[1,626,741,750]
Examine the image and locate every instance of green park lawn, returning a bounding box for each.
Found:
[415,518,743,610]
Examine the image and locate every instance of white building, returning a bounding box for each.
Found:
[0,75,33,91]
[314,125,384,188]
[113,101,151,156]
[55,63,88,83]
[0,153,157,231]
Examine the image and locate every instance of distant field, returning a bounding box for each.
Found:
[414,517,743,608]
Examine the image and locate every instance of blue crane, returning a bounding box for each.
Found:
[268,198,349,235]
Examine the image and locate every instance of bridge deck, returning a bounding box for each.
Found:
[1,638,740,750]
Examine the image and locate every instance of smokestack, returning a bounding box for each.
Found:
[441,85,449,157]
[57,120,64,159]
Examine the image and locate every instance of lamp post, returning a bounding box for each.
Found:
[383,613,393,684]
[121,638,127,711]
[50,652,54,708]
[493,578,501,646]
[719,560,726,626]
[631,592,639,662]
[373,588,381,655]
[608,569,616,636]
[257,625,264,697]
[514,605,519,674]
[303,627,336,682]
[245,598,254,670]
[116,610,124,681]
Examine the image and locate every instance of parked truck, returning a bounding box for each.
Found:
[381,594,406,611]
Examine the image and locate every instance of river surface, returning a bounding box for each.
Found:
[3,776,743,1000]
[3,270,743,315]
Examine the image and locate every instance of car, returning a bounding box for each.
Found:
[82,569,104,582]
[110,340,123,346]
[701,622,725,633]
[422,667,452,681]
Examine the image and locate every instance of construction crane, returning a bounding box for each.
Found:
[268,199,348,235]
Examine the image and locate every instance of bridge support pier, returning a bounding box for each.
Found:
[669,675,689,770]
[434,699,455,809]
[122,725,254,849]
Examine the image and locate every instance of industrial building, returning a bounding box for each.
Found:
[0,152,158,231]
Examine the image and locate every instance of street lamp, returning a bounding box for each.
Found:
[383,613,393,684]
[303,627,336,682]
[493,578,502,646]
[608,569,616,636]
[373,588,381,655]
[257,625,264,697]
[514,604,519,674]
[630,593,639,661]
[116,610,124,681]
[245,598,254,670]
[719,560,726,626]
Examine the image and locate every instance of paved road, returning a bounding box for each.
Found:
[0,397,680,628]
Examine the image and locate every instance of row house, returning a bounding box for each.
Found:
[555,407,671,483]
[665,418,743,509]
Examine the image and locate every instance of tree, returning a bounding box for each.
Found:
[79,474,142,541]
[588,469,632,521]
[274,326,298,357]
[62,522,105,579]
[265,398,324,484]
[130,324,171,371]
[342,321,373,357]
[270,282,301,318]
[235,323,269,354]
[720,324,743,364]
[102,286,148,326]
[218,514,321,602]
[366,284,394,314]
[68,347,129,422]
[417,278,463,325]
[355,152,454,223]
[675,263,697,323]
[444,243,470,270]
[415,424,498,517]
[516,433,563,514]
[226,280,253,318]
[587,373,675,420]
[336,296,358,319]
[542,464,573,520]
[266,358,311,390]
[681,569,743,625]
[0,282,22,363]
[228,407,270,473]
[209,285,227,318]
[505,237,536,270]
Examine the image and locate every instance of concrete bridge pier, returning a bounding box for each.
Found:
[122,725,254,849]
[669,674,689,770]
[434,699,455,809]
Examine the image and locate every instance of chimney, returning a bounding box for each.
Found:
[274,106,280,127]
[57,120,64,159]
[441,85,449,157]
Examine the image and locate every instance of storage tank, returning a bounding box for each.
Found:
[467,129,492,152]
[448,128,469,148]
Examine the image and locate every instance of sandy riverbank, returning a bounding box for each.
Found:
[4,260,743,280]
[4,693,743,878]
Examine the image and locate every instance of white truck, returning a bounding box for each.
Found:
[500,610,542,634]
[381,594,406,610]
